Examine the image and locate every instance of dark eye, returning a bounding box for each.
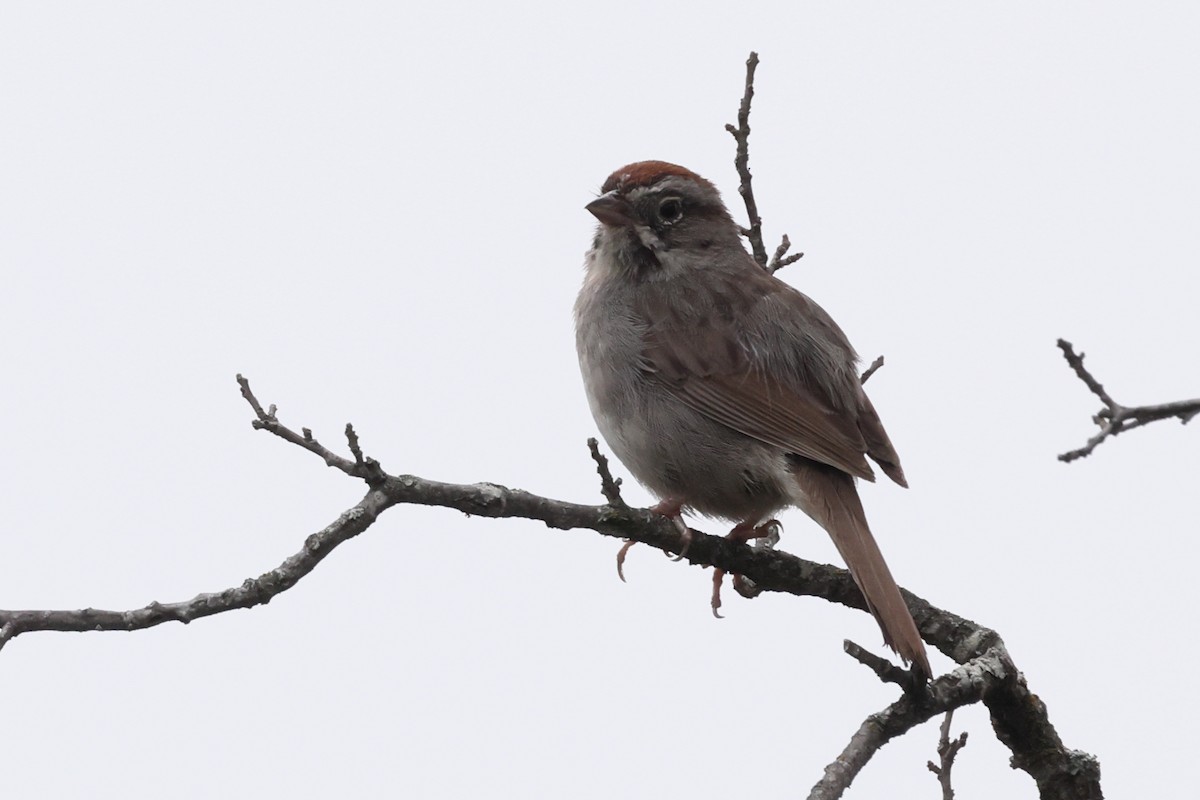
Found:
[657,197,683,224]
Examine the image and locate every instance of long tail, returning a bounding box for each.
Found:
[791,460,931,677]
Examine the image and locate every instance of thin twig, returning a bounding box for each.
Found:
[587,437,627,509]
[720,53,806,275]
[768,233,805,274]
[1056,339,1200,462]
[237,373,272,420]
[810,655,1012,800]
[844,639,922,693]
[1057,340,1117,408]
[725,52,803,274]
[725,52,767,268]
[926,710,969,800]
[859,355,885,385]
[345,423,365,464]
[589,437,636,580]
[236,375,386,481]
[0,499,385,652]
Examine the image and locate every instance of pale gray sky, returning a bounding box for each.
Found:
[2,2,1197,798]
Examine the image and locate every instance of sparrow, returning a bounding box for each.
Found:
[574,161,930,676]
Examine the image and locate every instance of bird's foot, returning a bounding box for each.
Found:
[650,498,692,561]
[613,499,690,581]
[711,519,782,618]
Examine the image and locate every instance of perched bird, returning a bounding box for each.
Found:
[574,161,930,676]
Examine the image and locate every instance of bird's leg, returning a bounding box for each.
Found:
[710,569,727,618]
[615,498,690,580]
[650,498,692,562]
[711,519,781,618]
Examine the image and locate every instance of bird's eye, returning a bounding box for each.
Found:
[657,197,684,224]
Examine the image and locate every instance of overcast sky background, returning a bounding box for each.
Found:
[2,3,1197,798]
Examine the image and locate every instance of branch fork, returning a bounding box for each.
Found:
[1056,339,1198,462]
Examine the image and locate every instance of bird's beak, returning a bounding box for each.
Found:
[586,191,635,227]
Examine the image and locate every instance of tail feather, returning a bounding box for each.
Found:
[791,460,930,677]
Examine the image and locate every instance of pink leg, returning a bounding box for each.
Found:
[650,498,692,561]
[613,498,690,581]
[711,567,727,619]
[711,519,780,618]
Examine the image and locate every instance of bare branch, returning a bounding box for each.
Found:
[810,643,1096,800]
[768,233,805,274]
[0,378,1102,800]
[345,423,365,464]
[236,373,272,420]
[859,355,885,385]
[1056,339,1199,462]
[589,436,636,579]
[809,658,984,800]
[236,375,387,482]
[927,710,969,800]
[0,496,385,652]
[587,436,627,509]
[725,52,804,274]
[844,639,921,693]
[725,52,766,267]
[1057,339,1117,408]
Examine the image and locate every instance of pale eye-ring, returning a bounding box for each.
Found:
[657,197,684,224]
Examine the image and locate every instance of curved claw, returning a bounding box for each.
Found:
[649,499,691,560]
[615,539,636,582]
[754,519,783,548]
[708,520,781,614]
[668,516,693,561]
[711,567,726,619]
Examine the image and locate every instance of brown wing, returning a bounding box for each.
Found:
[676,368,877,481]
[857,390,907,487]
[637,272,881,482]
